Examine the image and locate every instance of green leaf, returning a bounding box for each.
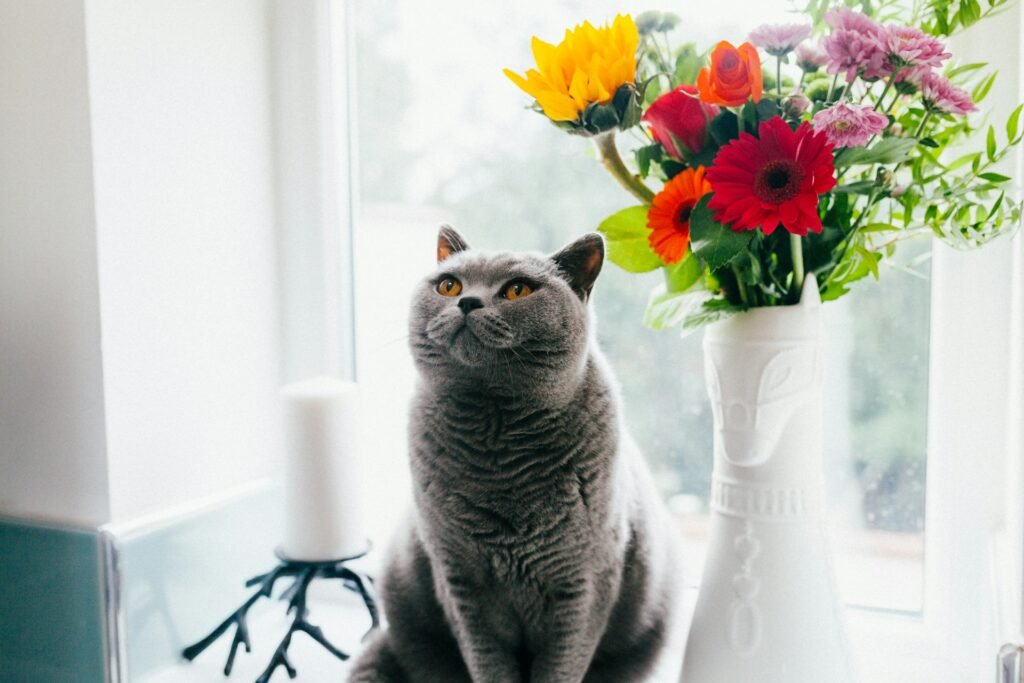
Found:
[946,62,987,79]
[947,151,981,170]
[688,195,754,271]
[853,244,881,279]
[957,0,983,26]
[635,143,663,178]
[860,222,902,233]
[833,180,876,194]
[680,298,747,333]
[833,138,918,167]
[615,85,643,130]
[973,71,998,104]
[597,206,662,273]
[709,110,739,146]
[988,191,1006,220]
[821,242,882,301]
[664,256,704,293]
[741,102,759,134]
[755,99,782,121]
[642,285,711,330]
[986,125,997,161]
[642,77,663,107]
[674,44,704,85]
[1006,102,1024,141]
[979,171,1011,183]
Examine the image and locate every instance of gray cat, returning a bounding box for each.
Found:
[347,227,683,683]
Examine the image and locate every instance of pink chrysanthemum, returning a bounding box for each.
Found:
[884,25,950,77]
[811,103,889,147]
[898,64,934,84]
[822,9,888,82]
[748,23,812,57]
[916,71,977,116]
[794,43,828,72]
[825,7,882,32]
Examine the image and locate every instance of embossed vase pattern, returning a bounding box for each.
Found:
[680,277,857,683]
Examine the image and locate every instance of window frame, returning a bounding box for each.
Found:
[845,239,1020,683]
[313,1,1024,679]
[841,8,1024,680]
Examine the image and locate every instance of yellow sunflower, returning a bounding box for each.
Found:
[504,15,639,123]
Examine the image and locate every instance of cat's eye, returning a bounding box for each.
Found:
[503,281,533,300]
[437,277,462,297]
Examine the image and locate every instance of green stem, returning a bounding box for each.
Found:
[884,87,903,115]
[790,232,805,296]
[874,68,901,111]
[826,72,840,103]
[731,263,750,305]
[658,33,674,74]
[735,106,747,134]
[914,109,933,138]
[848,192,876,235]
[797,71,807,94]
[829,188,880,279]
[593,133,656,204]
[777,57,783,99]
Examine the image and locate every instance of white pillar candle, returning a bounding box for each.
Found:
[280,376,365,561]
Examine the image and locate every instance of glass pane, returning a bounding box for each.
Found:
[352,0,928,614]
[824,239,930,613]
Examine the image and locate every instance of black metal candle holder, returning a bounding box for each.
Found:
[182,547,378,683]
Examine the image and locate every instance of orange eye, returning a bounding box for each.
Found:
[503,281,533,300]
[437,277,462,297]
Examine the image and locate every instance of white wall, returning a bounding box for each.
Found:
[1,0,287,527]
[85,0,284,523]
[0,0,111,526]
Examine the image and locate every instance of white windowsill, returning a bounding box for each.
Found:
[141,583,689,682]
[140,582,938,683]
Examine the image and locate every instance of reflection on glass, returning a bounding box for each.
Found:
[353,0,928,615]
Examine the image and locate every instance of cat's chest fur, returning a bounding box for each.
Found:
[409,363,624,586]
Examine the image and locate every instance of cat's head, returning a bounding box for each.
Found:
[409,226,604,389]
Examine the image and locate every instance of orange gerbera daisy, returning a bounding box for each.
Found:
[647,167,713,265]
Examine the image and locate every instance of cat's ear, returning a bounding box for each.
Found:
[437,225,469,263]
[551,233,604,301]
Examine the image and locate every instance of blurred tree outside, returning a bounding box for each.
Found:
[353,0,930,538]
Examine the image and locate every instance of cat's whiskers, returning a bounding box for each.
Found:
[504,347,533,382]
[374,332,411,349]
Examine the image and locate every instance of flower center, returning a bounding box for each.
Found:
[753,159,805,204]
[834,120,853,131]
[676,200,696,228]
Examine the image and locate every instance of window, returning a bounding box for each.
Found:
[338,1,1024,679]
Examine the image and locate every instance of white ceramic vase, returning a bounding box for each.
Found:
[680,276,857,683]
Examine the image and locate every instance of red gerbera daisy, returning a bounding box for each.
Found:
[647,166,712,265]
[706,117,836,236]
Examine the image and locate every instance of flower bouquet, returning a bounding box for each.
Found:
[505,5,1022,681]
[504,4,1022,331]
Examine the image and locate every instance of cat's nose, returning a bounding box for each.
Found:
[458,297,484,314]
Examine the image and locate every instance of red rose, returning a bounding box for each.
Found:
[642,85,720,160]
